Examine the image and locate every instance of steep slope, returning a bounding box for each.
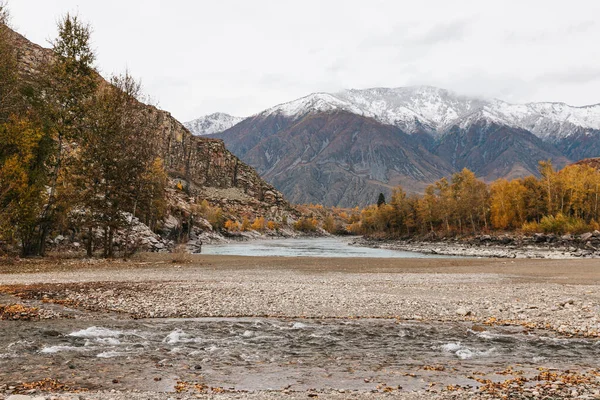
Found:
[436,116,570,181]
[10,28,290,218]
[216,110,453,207]
[552,129,600,161]
[184,112,243,136]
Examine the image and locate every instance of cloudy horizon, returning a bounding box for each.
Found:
[7,0,600,121]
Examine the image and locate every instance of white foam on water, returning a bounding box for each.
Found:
[242,330,254,338]
[40,345,82,354]
[456,349,474,359]
[441,342,463,352]
[94,337,121,345]
[292,322,308,329]
[96,350,127,358]
[397,329,410,338]
[163,329,186,344]
[440,342,496,359]
[163,329,201,344]
[69,327,123,338]
[468,329,513,340]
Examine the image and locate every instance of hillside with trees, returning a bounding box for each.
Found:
[0,6,295,257]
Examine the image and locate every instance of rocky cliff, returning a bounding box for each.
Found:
[9,28,290,217]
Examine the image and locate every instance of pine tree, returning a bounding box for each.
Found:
[34,14,98,255]
[377,192,386,207]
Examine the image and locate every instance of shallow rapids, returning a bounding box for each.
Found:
[1,318,598,392]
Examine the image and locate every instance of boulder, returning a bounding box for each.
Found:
[580,232,594,241]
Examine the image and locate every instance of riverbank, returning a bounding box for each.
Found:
[1,254,599,399]
[354,232,600,259]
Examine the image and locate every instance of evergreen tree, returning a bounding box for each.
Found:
[377,192,386,207]
[35,13,98,255]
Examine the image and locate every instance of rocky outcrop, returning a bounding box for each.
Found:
[143,106,288,208]
[9,28,291,213]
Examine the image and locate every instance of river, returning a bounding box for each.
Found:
[201,237,444,258]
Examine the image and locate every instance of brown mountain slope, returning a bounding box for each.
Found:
[435,120,570,182]
[572,158,600,170]
[9,28,290,216]
[216,111,454,207]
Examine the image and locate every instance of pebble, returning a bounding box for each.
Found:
[455,308,472,317]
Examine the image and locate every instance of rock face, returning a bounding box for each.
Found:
[9,28,290,213]
[143,106,288,208]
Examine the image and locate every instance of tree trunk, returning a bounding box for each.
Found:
[103,227,109,258]
[108,226,114,258]
[86,226,93,257]
[38,133,64,257]
[38,224,49,256]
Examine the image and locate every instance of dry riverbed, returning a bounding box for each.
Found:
[1,254,599,399]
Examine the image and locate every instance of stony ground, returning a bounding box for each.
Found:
[1,254,599,399]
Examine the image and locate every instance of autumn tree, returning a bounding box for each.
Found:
[33,14,98,255]
[0,117,47,255]
[323,214,335,233]
[251,217,267,232]
[417,185,438,233]
[0,5,49,255]
[490,178,527,230]
[76,72,166,257]
[0,3,20,122]
[450,169,489,233]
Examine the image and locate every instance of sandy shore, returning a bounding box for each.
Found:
[1,254,599,399]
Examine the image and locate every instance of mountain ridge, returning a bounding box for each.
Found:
[208,86,597,207]
[191,85,600,141]
[184,112,244,136]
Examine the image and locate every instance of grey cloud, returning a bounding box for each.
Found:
[566,20,595,34]
[535,67,600,84]
[408,18,472,46]
[8,0,600,120]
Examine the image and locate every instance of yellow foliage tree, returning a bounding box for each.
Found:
[224,219,241,232]
[251,217,267,232]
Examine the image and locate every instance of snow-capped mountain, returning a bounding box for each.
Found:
[184,112,244,136]
[206,86,598,207]
[258,86,600,140]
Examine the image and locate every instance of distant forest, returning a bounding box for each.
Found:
[347,162,600,237]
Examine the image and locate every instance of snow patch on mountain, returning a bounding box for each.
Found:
[185,112,244,136]
[256,86,600,140]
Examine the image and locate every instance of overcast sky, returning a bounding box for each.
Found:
[7,0,600,121]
